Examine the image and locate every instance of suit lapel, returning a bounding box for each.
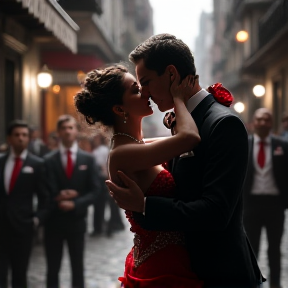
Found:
[172,94,215,174]
[271,136,279,172]
[10,153,32,193]
[191,94,215,131]
[54,151,67,179]
[71,150,81,181]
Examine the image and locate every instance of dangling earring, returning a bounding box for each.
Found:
[123,112,127,124]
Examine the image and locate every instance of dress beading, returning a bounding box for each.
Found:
[119,170,203,288]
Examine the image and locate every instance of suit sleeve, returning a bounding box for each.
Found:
[34,159,51,224]
[140,116,248,231]
[73,156,101,215]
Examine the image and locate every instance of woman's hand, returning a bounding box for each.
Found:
[170,73,194,103]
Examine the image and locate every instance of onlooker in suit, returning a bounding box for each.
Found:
[0,120,49,288]
[28,125,49,157]
[243,108,288,288]
[44,115,100,288]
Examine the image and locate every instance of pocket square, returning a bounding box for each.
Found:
[273,146,284,156]
[22,166,34,173]
[179,151,194,158]
[78,165,88,170]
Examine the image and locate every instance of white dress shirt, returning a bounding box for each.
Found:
[4,149,28,193]
[59,142,78,170]
[186,88,210,113]
[251,134,279,195]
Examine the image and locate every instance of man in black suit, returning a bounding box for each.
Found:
[0,120,49,288]
[44,115,100,288]
[243,108,288,288]
[106,34,265,287]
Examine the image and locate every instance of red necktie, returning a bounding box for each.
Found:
[9,157,23,193]
[66,150,73,179]
[257,141,265,169]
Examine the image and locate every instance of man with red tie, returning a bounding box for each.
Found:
[243,108,288,288]
[0,120,49,288]
[44,115,100,288]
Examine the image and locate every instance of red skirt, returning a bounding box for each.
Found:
[119,244,203,288]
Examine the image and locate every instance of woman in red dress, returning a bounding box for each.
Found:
[74,65,203,288]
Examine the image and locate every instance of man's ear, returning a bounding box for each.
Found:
[112,105,124,117]
[166,65,177,82]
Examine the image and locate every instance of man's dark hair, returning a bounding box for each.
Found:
[56,115,77,130]
[6,120,29,136]
[129,33,196,79]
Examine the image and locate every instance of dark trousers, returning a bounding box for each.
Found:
[244,195,285,287]
[92,177,124,235]
[44,228,85,288]
[92,177,107,234]
[0,227,33,288]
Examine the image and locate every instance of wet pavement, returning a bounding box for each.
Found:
[27,208,288,288]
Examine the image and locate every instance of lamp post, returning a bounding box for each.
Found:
[37,65,53,142]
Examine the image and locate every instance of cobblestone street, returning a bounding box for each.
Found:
[27,209,288,288]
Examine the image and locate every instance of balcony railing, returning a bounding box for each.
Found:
[259,0,288,47]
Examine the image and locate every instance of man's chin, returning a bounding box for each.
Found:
[158,104,174,112]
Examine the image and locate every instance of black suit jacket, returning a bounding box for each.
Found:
[0,152,49,234]
[44,149,100,233]
[243,135,288,208]
[135,95,264,287]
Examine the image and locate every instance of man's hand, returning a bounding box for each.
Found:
[55,189,78,202]
[105,171,144,213]
[58,200,75,211]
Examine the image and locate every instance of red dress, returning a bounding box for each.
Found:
[118,169,203,288]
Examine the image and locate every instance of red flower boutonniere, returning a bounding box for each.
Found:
[207,83,234,107]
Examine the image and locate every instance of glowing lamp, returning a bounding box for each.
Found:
[253,85,265,97]
[37,65,53,88]
[236,30,249,42]
[234,102,245,113]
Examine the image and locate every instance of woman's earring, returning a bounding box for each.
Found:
[123,112,127,124]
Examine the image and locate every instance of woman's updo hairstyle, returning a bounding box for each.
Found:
[74,65,128,126]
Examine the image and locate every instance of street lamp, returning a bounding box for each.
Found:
[236,30,249,43]
[253,85,265,97]
[234,102,245,113]
[37,65,53,88]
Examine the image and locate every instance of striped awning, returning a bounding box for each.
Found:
[15,0,79,53]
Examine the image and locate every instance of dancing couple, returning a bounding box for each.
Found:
[75,34,265,288]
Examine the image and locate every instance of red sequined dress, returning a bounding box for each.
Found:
[118,169,203,288]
